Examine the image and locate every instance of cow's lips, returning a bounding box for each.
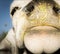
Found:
[29,26,58,31]
[24,26,60,54]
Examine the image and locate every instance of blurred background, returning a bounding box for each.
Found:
[0,0,13,34]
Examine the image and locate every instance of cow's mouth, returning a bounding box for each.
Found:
[24,26,60,54]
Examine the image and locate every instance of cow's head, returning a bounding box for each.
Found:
[10,0,60,54]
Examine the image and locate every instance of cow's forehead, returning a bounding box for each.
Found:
[10,0,32,12]
[10,0,60,8]
[10,0,60,11]
[10,0,60,17]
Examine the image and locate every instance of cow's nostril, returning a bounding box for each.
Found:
[23,1,35,16]
[53,6,60,14]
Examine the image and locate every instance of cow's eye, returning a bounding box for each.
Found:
[11,7,20,16]
[53,6,60,14]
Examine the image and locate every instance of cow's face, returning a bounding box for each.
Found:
[10,0,60,54]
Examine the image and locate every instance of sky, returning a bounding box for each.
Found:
[0,0,13,33]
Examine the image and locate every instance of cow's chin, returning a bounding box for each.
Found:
[24,26,60,54]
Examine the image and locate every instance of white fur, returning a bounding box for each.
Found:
[0,29,18,54]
